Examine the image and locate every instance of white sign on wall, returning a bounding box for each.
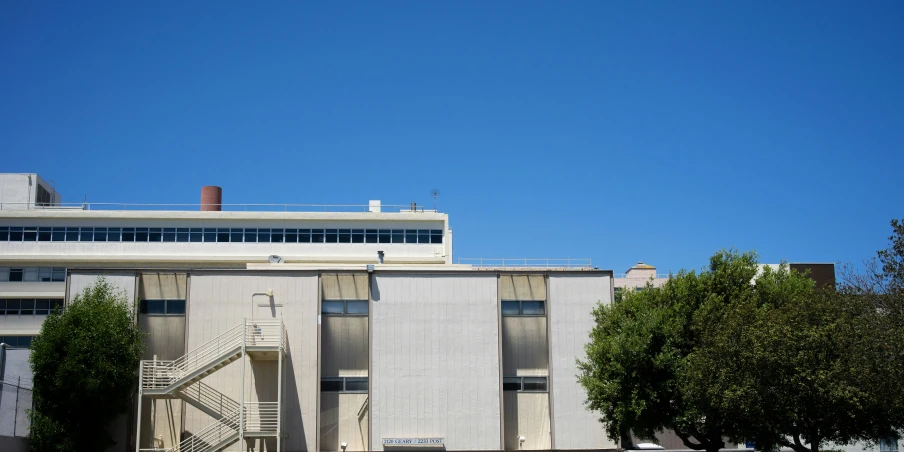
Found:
[382,438,444,447]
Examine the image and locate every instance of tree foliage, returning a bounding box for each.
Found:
[29,278,145,452]
[579,248,903,452]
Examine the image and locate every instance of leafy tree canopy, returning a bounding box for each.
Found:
[29,277,145,452]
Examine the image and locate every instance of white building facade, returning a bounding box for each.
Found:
[0,175,616,452]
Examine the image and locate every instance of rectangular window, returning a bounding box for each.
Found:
[501,300,521,316]
[51,299,64,312]
[391,230,404,244]
[522,377,548,392]
[134,227,148,242]
[321,377,368,393]
[325,229,338,243]
[22,227,37,241]
[502,300,546,316]
[216,228,229,243]
[39,268,52,282]
[191,228,204,243]
[322,300,368,315]
[177,228,189,242]
[108,227,121,242]
[271,229,284,243]
[140,299,186,315]
[24,268,38,282]
[311,229,324,243]
[0,268,8,282]
[365,229,378,243]
[52,227,65,241]
[148,228,162,242]
[351,229,364,243]
[880,438,900,452]
[297,229,311,243]
[38,227,52,241]
[80,227,94,242]
[231,228,245,243]
[244,228,257,242]
[66,227,82,241]
[203,228,216,243]
[6,299,20,315]
[52,268,66,282]
[20,299,35,315]
[502,376,548,392]
[0,227,8,241]
[0,336,36,348]
[122,228,136,242]
[284,229,298,243]
[162,228,176,242]
[9,269,23,282]
[35,299,50,315]
[431,230,443,244]
[321,300,345,315]
[378,230,391,244]
[338,229,351,243]
[94,227,108,242]
[258,228,271,243]
[503,377,522,391]
[9,227,23,241]
[344,377,368,392]
[321,378,344,392]
[0,299,6,315]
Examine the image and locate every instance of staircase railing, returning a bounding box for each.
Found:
[178,382,240,420]
[173,408,240,452]
[141,322,245,389]
[243,320,284,348]
[243,402,279,433]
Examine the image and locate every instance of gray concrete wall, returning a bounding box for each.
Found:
[549,273,616,450]
[69,272,137,310]
[0,435,28,452]
[503,392,550,450]
[370,273,501,451]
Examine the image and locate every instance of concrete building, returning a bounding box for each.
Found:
[0,176,617,452]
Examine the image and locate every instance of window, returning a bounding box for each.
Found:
[23,227,37,241]
[502,376,548,392]
[311,229,325,243]
[321,300,368,315]
[338,229,351,243]
[140,299,187,315]
[81,227,94,241]
[271,229,284,243]
[284,229,298,243]
[0,299,63,316]
[351,229,364,243]
[391,230,403,244]
[325,229,338,243]
[501,300,545,316]
[0,336,37,348]
[365,229,378,243]
[95,227,108,242]
[177,228,189,242]
[38,227,51,241]
[9,227,23,241]
[108,227,121,242]
[321,377,368,393]
[162,228,176,242]
[9,268,23,282]
[881,438,900,452]
[0,227,7,241]
[2,267,66,282]
[258,228,271,243]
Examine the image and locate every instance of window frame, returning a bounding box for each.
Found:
[140,299,187,316]
[500,300,546,316]
[321,299,369,316]
[320,376,369,393]
[501,376,548,392]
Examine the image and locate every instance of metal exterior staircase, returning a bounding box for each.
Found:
[136,319,286,452]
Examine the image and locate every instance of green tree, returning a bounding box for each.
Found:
[578,250,762,452]
[684,264,902,452]
[29,278,145,452]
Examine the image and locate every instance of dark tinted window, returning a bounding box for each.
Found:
[522,377,548,392]
[231,228,244,243]
[521,301,545,316]
[177,228,189,242]
[346,300,369,315]
[325,229,338,243]
[311,229,324,243]
[378,230,391,243]
[94,227,108,242]
[108,227,121,241]
[122,228,136,241]
[9,269,23,282]
[216,229,229,243]
[136,228,149,242]
[345,378,368,392]
[391,230,404,243]
[80,227,94,241]
[431,230,443,244]
[167,300,186,314]
[284,229,298,243]
[258,229,271,242]
[38,227,51,241]
[0,227,8,241]
[148,228,162,242]
[321,300,345,314]
[501,301,521,316]
[503,377,521,391]
[163,228,176,242]
[23,227,37,241]
[298,229,312,243]
[245,229,257,242]
[9,227,22,241]
[141,300,166,314]
[203,229,216,243]
[65,227,79,241]
[338,229,351,243]
[321,378,343,392]
[271,229,284,243]
[365,230,378,243]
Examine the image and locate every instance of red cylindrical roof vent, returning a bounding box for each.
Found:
[201,186,222,211]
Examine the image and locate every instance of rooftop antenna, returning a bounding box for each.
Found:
[430,188,441,211]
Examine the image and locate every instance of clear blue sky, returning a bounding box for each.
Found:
[2,1,902,274]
